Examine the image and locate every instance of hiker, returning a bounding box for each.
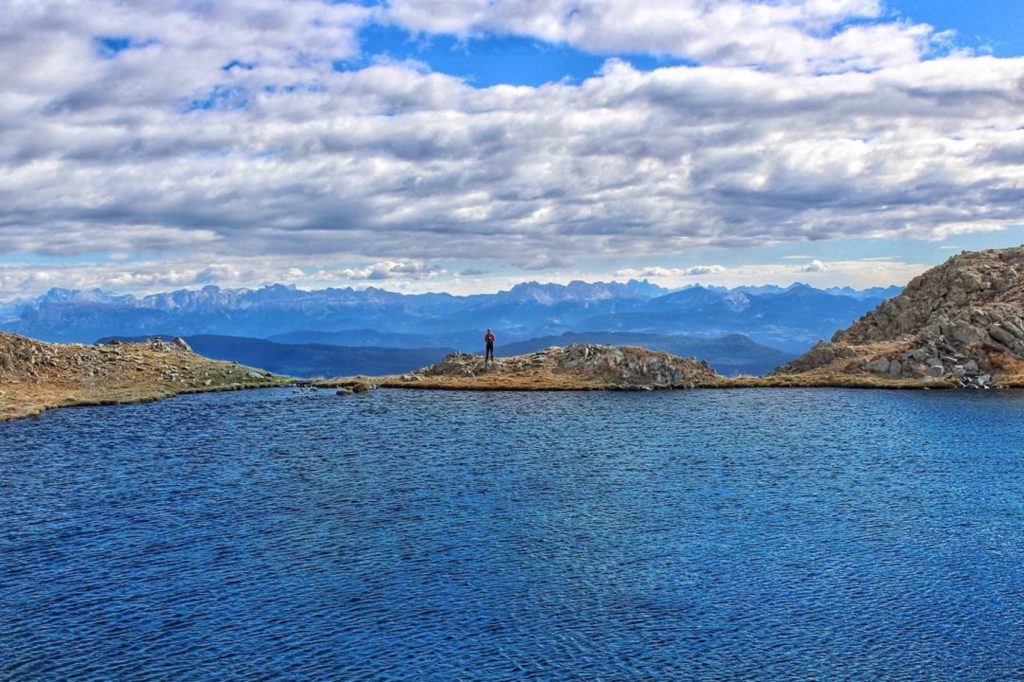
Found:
[484,328,496,362]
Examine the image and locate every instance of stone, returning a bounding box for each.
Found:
[948,321,985,345]
[988,325,1017,347]
[419,345,719,389]
[866,357,890,374]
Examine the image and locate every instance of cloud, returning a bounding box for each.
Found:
[615,265,727,278]
[0,255,933,300]
[0,1,1023,295]
[339,260,445,280]
[800,259,829,272]
[618,258,928,288]
[382,0,937,73]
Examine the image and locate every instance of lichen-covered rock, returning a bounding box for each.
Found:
[416,344,720,389]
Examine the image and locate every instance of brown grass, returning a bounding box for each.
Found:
[0,335,292,422]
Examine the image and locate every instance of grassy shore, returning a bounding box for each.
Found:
[0,334,293,422]
[6,334,1015,424]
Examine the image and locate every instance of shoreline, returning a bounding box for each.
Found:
[1,379,295,423]
[11,373,1024,424]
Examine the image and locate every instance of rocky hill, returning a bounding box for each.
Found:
[375,344,723,390]
[775,247,1024,387]
[0,333,288,420]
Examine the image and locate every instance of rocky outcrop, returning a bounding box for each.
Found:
[776,246,1024,387]
[394,344,721,390]
[0,332,287,420]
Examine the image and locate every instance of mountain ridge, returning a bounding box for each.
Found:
[2,280,900,353]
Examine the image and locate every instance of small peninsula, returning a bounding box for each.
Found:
[0,334,290,421]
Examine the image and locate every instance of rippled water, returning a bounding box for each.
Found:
[3,388,1024,680]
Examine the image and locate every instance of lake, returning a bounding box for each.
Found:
[2,387,1024,680]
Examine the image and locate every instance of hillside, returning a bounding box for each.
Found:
[775,247,1024,387]
[497,332,793,376]
[0,334,288,421]
[361,345,723,391]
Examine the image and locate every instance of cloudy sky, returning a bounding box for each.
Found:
[2,0,1023,298]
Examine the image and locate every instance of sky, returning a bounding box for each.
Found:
[1,0,1023,299]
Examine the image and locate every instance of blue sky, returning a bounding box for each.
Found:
[351,0,1024,87]
[1,0,1023,297]
[890,0,1024,56]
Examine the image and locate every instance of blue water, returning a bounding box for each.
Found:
[2,388,1024,680]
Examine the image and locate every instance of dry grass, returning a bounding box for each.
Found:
[0,334,292,421]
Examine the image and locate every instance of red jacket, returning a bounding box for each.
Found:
[484,332,495,344]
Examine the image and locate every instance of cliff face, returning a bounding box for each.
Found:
[0,333,286,420]
[387,344,722,390]
[776,246,1024,386]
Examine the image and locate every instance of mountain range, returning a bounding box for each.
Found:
[0,280,900,355]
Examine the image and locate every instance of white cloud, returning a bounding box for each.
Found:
[0,1,1023,296]
[615,265,727,278]
[339,260,446,280]
[801,259,829,272]
[615,258,926,289]
[383,0,936,73]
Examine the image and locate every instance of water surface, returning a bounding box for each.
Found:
[2,388,1024,680]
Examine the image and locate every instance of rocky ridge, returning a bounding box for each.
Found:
[776,246,1024,387]
[0,333,287,420]
[388,344,722,390]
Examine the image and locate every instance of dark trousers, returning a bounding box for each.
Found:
[485,342,494,361]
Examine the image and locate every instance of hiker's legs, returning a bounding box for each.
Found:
[486,343,494,361]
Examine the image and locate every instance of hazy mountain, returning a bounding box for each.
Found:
[3,279,898,353]
[267,329,483,350]
[99,335,456,378]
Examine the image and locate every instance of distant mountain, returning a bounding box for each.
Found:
[498,332,795,376]
[3,279,899,353]
[267,329,483,350]
[98,335,456,378]
[823,285,904,301]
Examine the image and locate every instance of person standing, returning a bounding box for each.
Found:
[484,329,496,362]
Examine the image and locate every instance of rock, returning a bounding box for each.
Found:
[866,357,890,374]
[988,325,1018,348]
[948,321,985,345]
[419,345,719,389]
[172,337,192,352]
